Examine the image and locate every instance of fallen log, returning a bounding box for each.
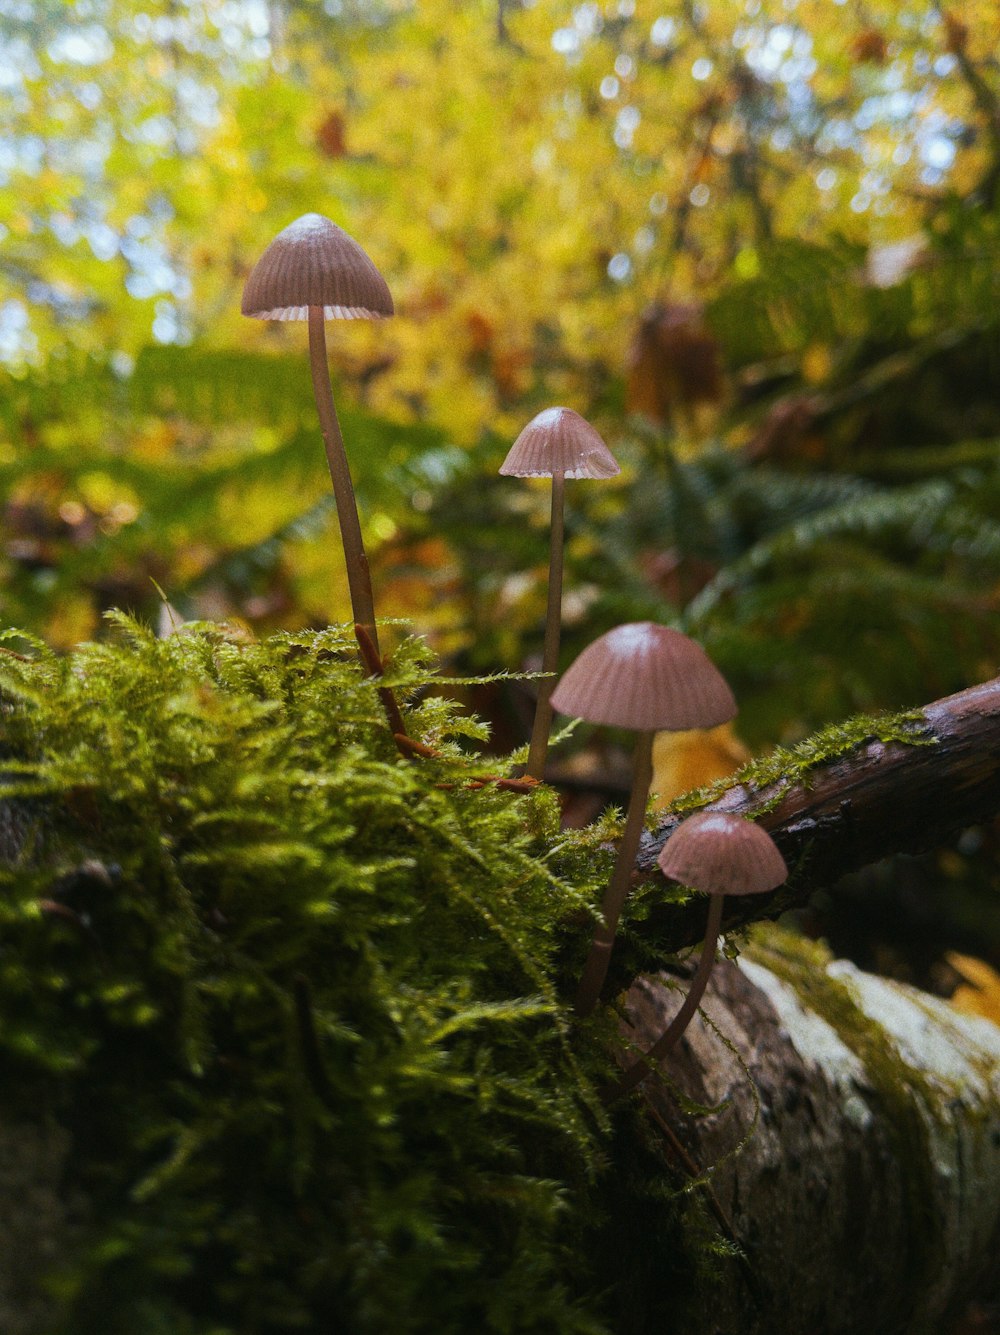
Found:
[619,927,1000,1334]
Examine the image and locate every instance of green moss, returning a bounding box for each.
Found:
[0,620,958,1334]
[666,708,934,818]
[0,616,622,1335]
[745,925,834,973]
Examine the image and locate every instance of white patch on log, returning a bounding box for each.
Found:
[626,932,1000,1334]
[739,957,871,1115]
[824,957,1000,1321]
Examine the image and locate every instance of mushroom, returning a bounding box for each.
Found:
[610,810,787,1100]
[499,408,619,781]
[550,622,737,1018]
[241,212,392,658]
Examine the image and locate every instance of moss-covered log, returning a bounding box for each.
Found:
[622,926,1000,1334]
[1,625,999,1333]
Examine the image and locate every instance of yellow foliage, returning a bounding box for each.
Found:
[651,721,751,807]
[7,0,992,439]
[801,344,833,386]
[946,952,1000,1029]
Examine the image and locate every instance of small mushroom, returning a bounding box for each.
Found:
[610,810,787,1100]
[500,408,619,781]
[550,622,737,1018]
[242,213,392,657]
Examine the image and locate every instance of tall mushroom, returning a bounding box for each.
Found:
[610,810,787,1100]
[499,408,619,781]
[550,622,737,1018]
[241,213,392,659]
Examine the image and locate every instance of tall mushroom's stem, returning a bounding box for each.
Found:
[307,308,411,752]
[575,730,654,1019]
[307,306,379,657]
[525,470,565,781]
[606,893,724,1101]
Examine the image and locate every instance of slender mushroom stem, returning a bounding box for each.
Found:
[574,730,654,1019]
[605,893,725,1102]
[354,621,412,757]
[308,308,412,749]
[525,470,565,781]
[307,306,379,657]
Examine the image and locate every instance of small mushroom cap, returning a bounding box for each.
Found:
[550,622,737,731]
[499,407,620,480]
[658,811,787,897]
[241,213,394,321]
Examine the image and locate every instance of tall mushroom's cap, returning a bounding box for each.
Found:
[658,811,787,897]
[550,622,737,731]
[499,407,620,480]
[241,213,393,321]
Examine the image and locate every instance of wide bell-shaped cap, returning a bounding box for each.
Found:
[657,810,787,897]
[499,407,620,480]
[550,622,736,731]
[241,213,394,321]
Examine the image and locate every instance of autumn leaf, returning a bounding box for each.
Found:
[946,953,1000,1029]
[652,722,751,809]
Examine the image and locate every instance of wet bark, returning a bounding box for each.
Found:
[621,928,1000,1335]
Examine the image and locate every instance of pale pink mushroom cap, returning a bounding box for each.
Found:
[499,407,620,480]
[658,810,787,897]
[241,213,394,321]
[550,622,737,731]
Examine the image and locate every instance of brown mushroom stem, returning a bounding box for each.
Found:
[574,730,654,1019]
[606,893,724,1102]
[525,470,565,781]
[307,306,379,657]
[354,622,413,755]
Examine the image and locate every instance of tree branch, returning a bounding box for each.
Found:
[625,676,1000,961]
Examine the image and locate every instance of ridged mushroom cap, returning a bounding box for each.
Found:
[658,811,787,897]
[499,407,620,480]
[241,213,394,321]
[550,622,737,731]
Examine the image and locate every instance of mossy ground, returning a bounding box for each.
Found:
[0,616,951,1334]
[0,616,645,1334]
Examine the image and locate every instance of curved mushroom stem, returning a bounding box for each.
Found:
[307,306,379,657]
[574,730,654,1019]
[605,893,725,1102]
[525,470,565,781]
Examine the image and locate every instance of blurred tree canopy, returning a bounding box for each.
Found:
[3,0,998,409]
[1,0,999,742]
